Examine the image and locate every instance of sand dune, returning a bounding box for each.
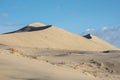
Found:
[0,22,117,51]
[0,22,119,80]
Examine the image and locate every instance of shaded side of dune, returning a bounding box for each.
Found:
[3,25,52,34]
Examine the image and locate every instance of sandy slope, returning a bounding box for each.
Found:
[0,48,120,80]
[0,49,98,80]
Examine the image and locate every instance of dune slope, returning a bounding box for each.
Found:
[83,34,116,49]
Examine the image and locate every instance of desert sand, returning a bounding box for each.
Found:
[0,22,120,80]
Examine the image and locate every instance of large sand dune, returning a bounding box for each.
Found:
[0,22,117,51]
[0,22,119,80]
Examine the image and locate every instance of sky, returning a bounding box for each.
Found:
[0,0,120,47]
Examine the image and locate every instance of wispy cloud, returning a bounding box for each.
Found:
[0,23,25,27]
[0,22,26,34]
[82,28,95,35]
[86,28,95,32]
[82,26,120,48]
[0,13,9,17]
[12,5,18,9]
[101,27,108,31]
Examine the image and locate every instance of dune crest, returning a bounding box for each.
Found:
[4,22,52,34]
[28,22,46,27]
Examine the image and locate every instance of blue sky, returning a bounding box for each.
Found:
[0,0,120,34]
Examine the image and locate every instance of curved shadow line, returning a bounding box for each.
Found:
[3,25,52,34]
